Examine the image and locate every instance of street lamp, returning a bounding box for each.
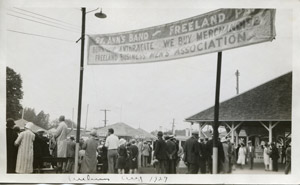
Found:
[95,9,107,19]
[74,7,106,174]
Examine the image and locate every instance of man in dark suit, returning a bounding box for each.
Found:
[183,131,200,174]
[165,135,177,174]
[205,136,213,174]
[66,136,76,172]
[247,141,255,170]
[153,131,168,174]
[199,138,207,174]
[6,118,18,173]
[205,135,225,173]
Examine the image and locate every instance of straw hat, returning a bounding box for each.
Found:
[90,130,98,137]
[221,137,227,143]
[119,138,127,146]
[25,122,34,130]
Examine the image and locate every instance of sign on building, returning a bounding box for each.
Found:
[87,9,276,65]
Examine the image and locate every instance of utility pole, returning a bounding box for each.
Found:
[21,108,25,119]
[171,118,175,135]
[74,7,106,174]
[235,70,240,95]
[101,109,110,127]
[74,7,86,174]
[85,104,89,134]
[72,107,74,130]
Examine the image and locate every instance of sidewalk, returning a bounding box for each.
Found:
[138,162,290,174]
[231,163,287,174]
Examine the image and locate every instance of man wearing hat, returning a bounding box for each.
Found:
[153,131,168,174]
[53,115,69,172]
[246,141,255,170]
[14,122,36,173]
[128,139,139,174]
[6,118,18,173]
[227,137,234,173]
[220,137,229,173]
[66,136,76,172]
[199,137,207,174]
[165,135,177,174]
[183,131,201,174]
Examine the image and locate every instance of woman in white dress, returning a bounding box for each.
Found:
[14,122,35,173]
[237,143,246,169]
[263,143,270,171]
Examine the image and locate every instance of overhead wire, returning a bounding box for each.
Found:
[8,8,101,35]
[13,7,80,29]
[7,13,79,34]
[8,9,81,32]
[7,29,75,43]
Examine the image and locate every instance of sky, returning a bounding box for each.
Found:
[2,3,293,133]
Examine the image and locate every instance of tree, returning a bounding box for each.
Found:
[36,110,50,129]
[65,119,76,129]
[23,108,51,129]
[23,107,36,123]
[6,67,23,120]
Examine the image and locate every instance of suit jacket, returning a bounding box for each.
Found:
[66,139,76,158]
[183,136,200,164]
[205,139,224,162]
[247,145,255,158]
[154,138,168,160]
[199,142,207,159]
[166,140,177,159]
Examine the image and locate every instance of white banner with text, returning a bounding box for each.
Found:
[87,9,276,65]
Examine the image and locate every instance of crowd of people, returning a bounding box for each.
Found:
[6,116,291,174]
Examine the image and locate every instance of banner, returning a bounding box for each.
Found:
[87,9,276,65]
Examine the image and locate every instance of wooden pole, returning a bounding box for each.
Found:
[74,7,86,174]
[212,52,222,174]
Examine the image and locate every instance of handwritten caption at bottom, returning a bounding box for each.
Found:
[68,174,168,183]
[122,176,168,183]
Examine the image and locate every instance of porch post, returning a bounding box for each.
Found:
[269,122,272,143]
[231,122,235,143]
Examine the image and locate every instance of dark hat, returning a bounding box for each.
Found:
[13,125,20,132]
[108,128,114,134]
[6,118,15,128]
[164,135,170,140]
[157,131,163,136]
[37,129,45,133]
[192,130,199,135]
[59,115,65,121]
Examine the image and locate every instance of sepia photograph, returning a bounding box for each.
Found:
[0,0,299,184]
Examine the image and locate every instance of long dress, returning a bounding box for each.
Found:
[54,121,68,157]
[237,147,246,165]
[15,129,35,173]
[263,146,270,165]
[117,145,128,169]
[222,142,229,173]
[80,137,99,173]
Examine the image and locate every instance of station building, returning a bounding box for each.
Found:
[185,72,292,162]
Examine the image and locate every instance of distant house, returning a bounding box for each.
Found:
[136,128,156,140]
[96,122,155,141]
[14,118,47,133]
